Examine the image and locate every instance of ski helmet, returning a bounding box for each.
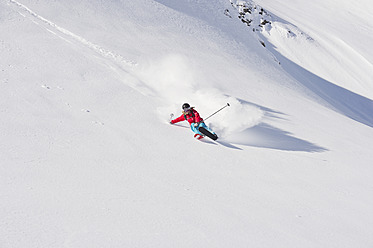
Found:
[182,103,190,111]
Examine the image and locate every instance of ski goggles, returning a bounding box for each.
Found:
[183,107,191,112]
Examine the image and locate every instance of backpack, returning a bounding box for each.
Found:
[183,108,195,121]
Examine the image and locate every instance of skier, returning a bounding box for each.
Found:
[170,103,217,140]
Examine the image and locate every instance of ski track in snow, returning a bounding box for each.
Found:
[7,0,160,101]
[9,0,137,68]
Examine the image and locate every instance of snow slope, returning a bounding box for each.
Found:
[1,0,373,247]
[257,0,373,98]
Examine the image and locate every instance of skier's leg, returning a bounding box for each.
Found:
[191,123,203,135]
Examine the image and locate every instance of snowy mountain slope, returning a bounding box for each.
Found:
[255,0,373,99]
[1,0,373,247]
[229,0,373,128]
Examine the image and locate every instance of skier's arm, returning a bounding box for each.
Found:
[171,115,185,124]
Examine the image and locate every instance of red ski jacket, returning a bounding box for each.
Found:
[171,108,203,125]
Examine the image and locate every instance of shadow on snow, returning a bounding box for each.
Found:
[224,123,327,152]
[259,33,373,129]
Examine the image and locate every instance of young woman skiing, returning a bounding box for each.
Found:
[170,103,217,140]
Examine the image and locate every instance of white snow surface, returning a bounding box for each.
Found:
[1,0,373,247]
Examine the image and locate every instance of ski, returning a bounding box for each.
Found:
[198,126,218,141]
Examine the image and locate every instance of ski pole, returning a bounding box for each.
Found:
[204,103,230,121]
[169,113,174,123]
